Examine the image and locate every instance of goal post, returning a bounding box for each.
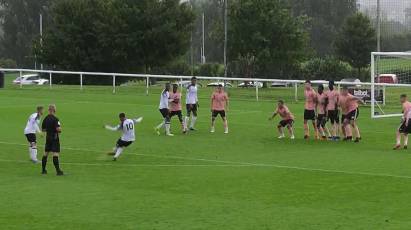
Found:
[371,52,411,118]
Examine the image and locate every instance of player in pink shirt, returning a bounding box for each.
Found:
[210,84,229,134]
[169,84,187,133]
[316,85,330,140]
[340,86,362,142]
[394,94,411,150]
[269,100,295,139]
[325,81,340,140]
[303,80,318,139]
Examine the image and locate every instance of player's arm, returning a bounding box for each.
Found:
[335,95,339,111]
[269,107,278,120]
[104,124,121,131]
[210,96,214,112]
[350,95,365,105]
[132,117,143,124]
[41,120,46,132]
[34,120,44,137]
[56,121,62,133]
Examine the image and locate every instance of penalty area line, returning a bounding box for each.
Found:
[1,141,411,179]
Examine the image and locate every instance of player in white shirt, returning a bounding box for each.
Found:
[24,106,44,163]
[105,113,143,161]
[155,83,174,136]
[185,77,199,131]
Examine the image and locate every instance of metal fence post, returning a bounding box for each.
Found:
[80,74,83,90]
[49,72,52,89]
[19,71,23,88]
[256,83,259,102]
[113,75,116,94]
[146,76,149,96]
[294,82,298,102]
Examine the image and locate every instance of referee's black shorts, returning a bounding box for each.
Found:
[45,138,60,153]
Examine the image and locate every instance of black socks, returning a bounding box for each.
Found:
[42,156,47,172]
[53,156,61,172]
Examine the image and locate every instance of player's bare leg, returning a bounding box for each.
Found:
[313,121,319,140]
[351,120,361,142]
[343,120,352,141]
[394,130,402,150]
[277,125,285,139]
[325,126,332,139]
[319,126,326,140]
[210,116,216,133]
[404,134,409,149]
[303,120,309,139]
[333,123,340,139]
[287,125,295,139]
[341,123,347,139]
[178,115,187,134]
[223,117,228,134]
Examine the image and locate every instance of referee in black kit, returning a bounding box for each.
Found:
[41,104,64,176]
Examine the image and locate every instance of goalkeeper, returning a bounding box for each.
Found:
[104,113,143,161]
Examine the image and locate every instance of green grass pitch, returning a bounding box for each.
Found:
[2,74,411,229]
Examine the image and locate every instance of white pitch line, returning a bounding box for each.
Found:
[2,140,411,179]
[0,159,248,168]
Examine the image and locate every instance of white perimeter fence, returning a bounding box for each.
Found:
[2,67,411,118]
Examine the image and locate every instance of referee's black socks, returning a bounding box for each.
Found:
[42,156,47,172]
[53,156,61,173]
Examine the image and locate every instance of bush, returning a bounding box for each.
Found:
[198,63,224,77]
[300,57,352,80]
[0,58,17,68]
[151,60,193,76]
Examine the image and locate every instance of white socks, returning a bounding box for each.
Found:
[156,121,165,130]
[114,147,124,159]
[190,116,197,129]
[165,123,171,135]
[29,147,38,162]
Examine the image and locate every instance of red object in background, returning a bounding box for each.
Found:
[376,74,398,84]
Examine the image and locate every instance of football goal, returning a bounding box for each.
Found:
[371,52,411,118]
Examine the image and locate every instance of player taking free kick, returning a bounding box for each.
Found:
[269,100,295,139]
[210,84,229,134]
[105,113,143,161]
[394,94,411,150]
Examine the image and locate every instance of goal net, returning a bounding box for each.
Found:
[371,52,411,118]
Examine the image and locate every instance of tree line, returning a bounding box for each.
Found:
[0,0,383,82]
